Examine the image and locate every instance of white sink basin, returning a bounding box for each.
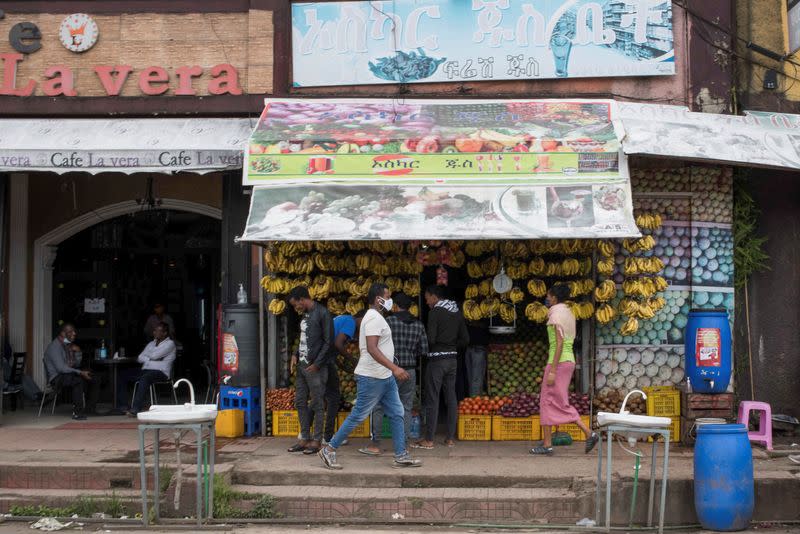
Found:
[597,412,672,429]
[137,403,218,424]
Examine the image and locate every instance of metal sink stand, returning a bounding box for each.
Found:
[138,421,215,527]
[595,425,671,534]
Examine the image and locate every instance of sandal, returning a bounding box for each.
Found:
[287,442,308,453]
[358,447,382,456]
[585,433,600,454]
[411,441,435,450]
[530,446,554,455]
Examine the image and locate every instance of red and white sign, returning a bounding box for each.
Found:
[695,328,721,367]
[221,333,240,373]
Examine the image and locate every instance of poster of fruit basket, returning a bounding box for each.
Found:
[245,99,624,186]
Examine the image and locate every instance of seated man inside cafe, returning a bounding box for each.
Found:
[43,323,99,420]
[117,322,176,416]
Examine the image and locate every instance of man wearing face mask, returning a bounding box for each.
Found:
[320,283,422,470]
[43,323,98,420]
[287,286,333,456]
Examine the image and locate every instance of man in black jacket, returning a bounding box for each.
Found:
[414,285,469,449]
[287,286,333,455]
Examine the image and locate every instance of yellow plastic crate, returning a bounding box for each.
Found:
[644,386,681,417]
[552,415,591,441]
[457,415,492,441]
[337,411,370,438]
[492,416,540,441]
[649,417,681,443]
[216,409,244,438]
[272,410,300,437]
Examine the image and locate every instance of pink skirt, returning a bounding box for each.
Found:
[539,362,580,426]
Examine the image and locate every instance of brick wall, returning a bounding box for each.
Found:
[0,10,273,96]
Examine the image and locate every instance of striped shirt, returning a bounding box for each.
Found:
[386,312,428,369]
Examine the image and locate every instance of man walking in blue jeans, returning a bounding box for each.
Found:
[360,292,427,456]
[320,283,422,470]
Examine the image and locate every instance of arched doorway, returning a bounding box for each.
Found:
[32,200,222,389]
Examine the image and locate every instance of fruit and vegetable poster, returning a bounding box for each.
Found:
[291,1,675,87]
[246,99,622,184]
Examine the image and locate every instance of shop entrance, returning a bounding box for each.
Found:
[51,209,221,404]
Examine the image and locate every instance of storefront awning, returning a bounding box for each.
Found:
[0,118,254,175]
[617,103,800,170]
[240,99,641,241]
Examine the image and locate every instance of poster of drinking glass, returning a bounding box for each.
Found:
[291,0,675,87]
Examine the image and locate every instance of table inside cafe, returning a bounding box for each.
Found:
[92,352,139,410]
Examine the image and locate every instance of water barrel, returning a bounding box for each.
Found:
[684,308,732,393]
[694,424,754,531]
[221,304,260,387]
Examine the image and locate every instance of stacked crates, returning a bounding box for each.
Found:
[220,386,262,437]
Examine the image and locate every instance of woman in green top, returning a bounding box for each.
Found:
[531,284,599,456]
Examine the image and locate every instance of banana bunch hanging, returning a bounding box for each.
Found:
[560,258,582,277]
[597,258,615,276]
[527,279,547,298]
[467,262,483,279]
[409,304,419,317]
[595,303,616,324]
[624,257,665,276]
[622,276,667,297]
[635,212,663,231]
[345,297,365,316]
[308,276,334,300]
[327,298,345,315]
[525,302,549,323]
[597,240,616,258]
[481,257,499,276]
[278,242,314,257]
[314,255,345,272]
[501,241,529,259]
[509,287,525,304]
[261,276,290,295]
[465,284,479,299]
[385,277,403,293]
[528,257,546,276]
[264,250,291,273]
[623,235,656,253]
[480,298,501,317]
[465,241,490,257]
[478,279,493,297]
[594,280,617,302]
[315,241,346,253]
[347,277,373,298]
[620,316,639,336]
[566,300,595,320]
[506,261,528,279]
[499,303,516,323]
[619,297,640,317]
[268,298,286,315]
[463,300,483,321]
[568,279,595,297]
[647,296,666,311]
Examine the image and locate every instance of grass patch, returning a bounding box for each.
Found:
[213,475,280,519]
[10,492,128,518]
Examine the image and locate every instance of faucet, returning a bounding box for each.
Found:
[621,389,647,414]
[173,378,196,405]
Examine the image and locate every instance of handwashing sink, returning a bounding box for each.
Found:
[136,378,217,424]
[137,403,218,424]
[597,412,672,429]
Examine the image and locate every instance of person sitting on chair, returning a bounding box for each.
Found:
[117,322,176,416]
[43,323,98,420]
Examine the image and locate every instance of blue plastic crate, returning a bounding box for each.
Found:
[220,386,261,436]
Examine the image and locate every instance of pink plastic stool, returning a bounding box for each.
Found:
[737,401,773,451]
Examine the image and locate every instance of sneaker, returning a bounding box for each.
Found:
[341,439,349,446]
[72,412,87,421]
[392,453,422,469]
[319,447,343,470]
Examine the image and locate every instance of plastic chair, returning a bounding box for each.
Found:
[131,376,178,408]
[737,400,773,451]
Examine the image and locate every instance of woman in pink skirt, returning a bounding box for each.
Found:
[531,284,599,456]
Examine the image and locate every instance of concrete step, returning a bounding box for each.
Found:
[230,484,588,523]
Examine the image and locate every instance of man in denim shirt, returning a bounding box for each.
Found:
[287,286,333,455]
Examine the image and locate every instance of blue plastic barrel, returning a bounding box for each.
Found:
[694,424,754,531]
[684,308,732,393]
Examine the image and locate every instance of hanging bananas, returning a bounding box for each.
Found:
[268,298,286,315]
[594,280,616,302]
[465,284,479,299]
[597,258,615,276]
[620,316,640,336]
[509,287,525,304]
[528,257,546,276]
[409,303,419,317]
[499,303,516,323]
[527,279,547,298]
[345,297,365,316]
[619,297,640,317]
[597,240,616,258]
[467,262,483,279]
[635,212,663,231]
[506,261,528,279]
[623,235,656,253]
[624,257,665,276]
[568,279,595,297]
[525,302,549,323]
[480,297,501,317]
[463,300,483,321]
[595,303,616,324]
[478,279,493,297]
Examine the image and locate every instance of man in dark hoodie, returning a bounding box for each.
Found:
[414,285,469,449]
[360,292,428,456]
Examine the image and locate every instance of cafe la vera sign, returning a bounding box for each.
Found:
[0,52,243,96]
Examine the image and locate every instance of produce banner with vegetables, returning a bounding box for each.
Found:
[291,1,675,87]
[240,181,640,242]
[245,99,624,185]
